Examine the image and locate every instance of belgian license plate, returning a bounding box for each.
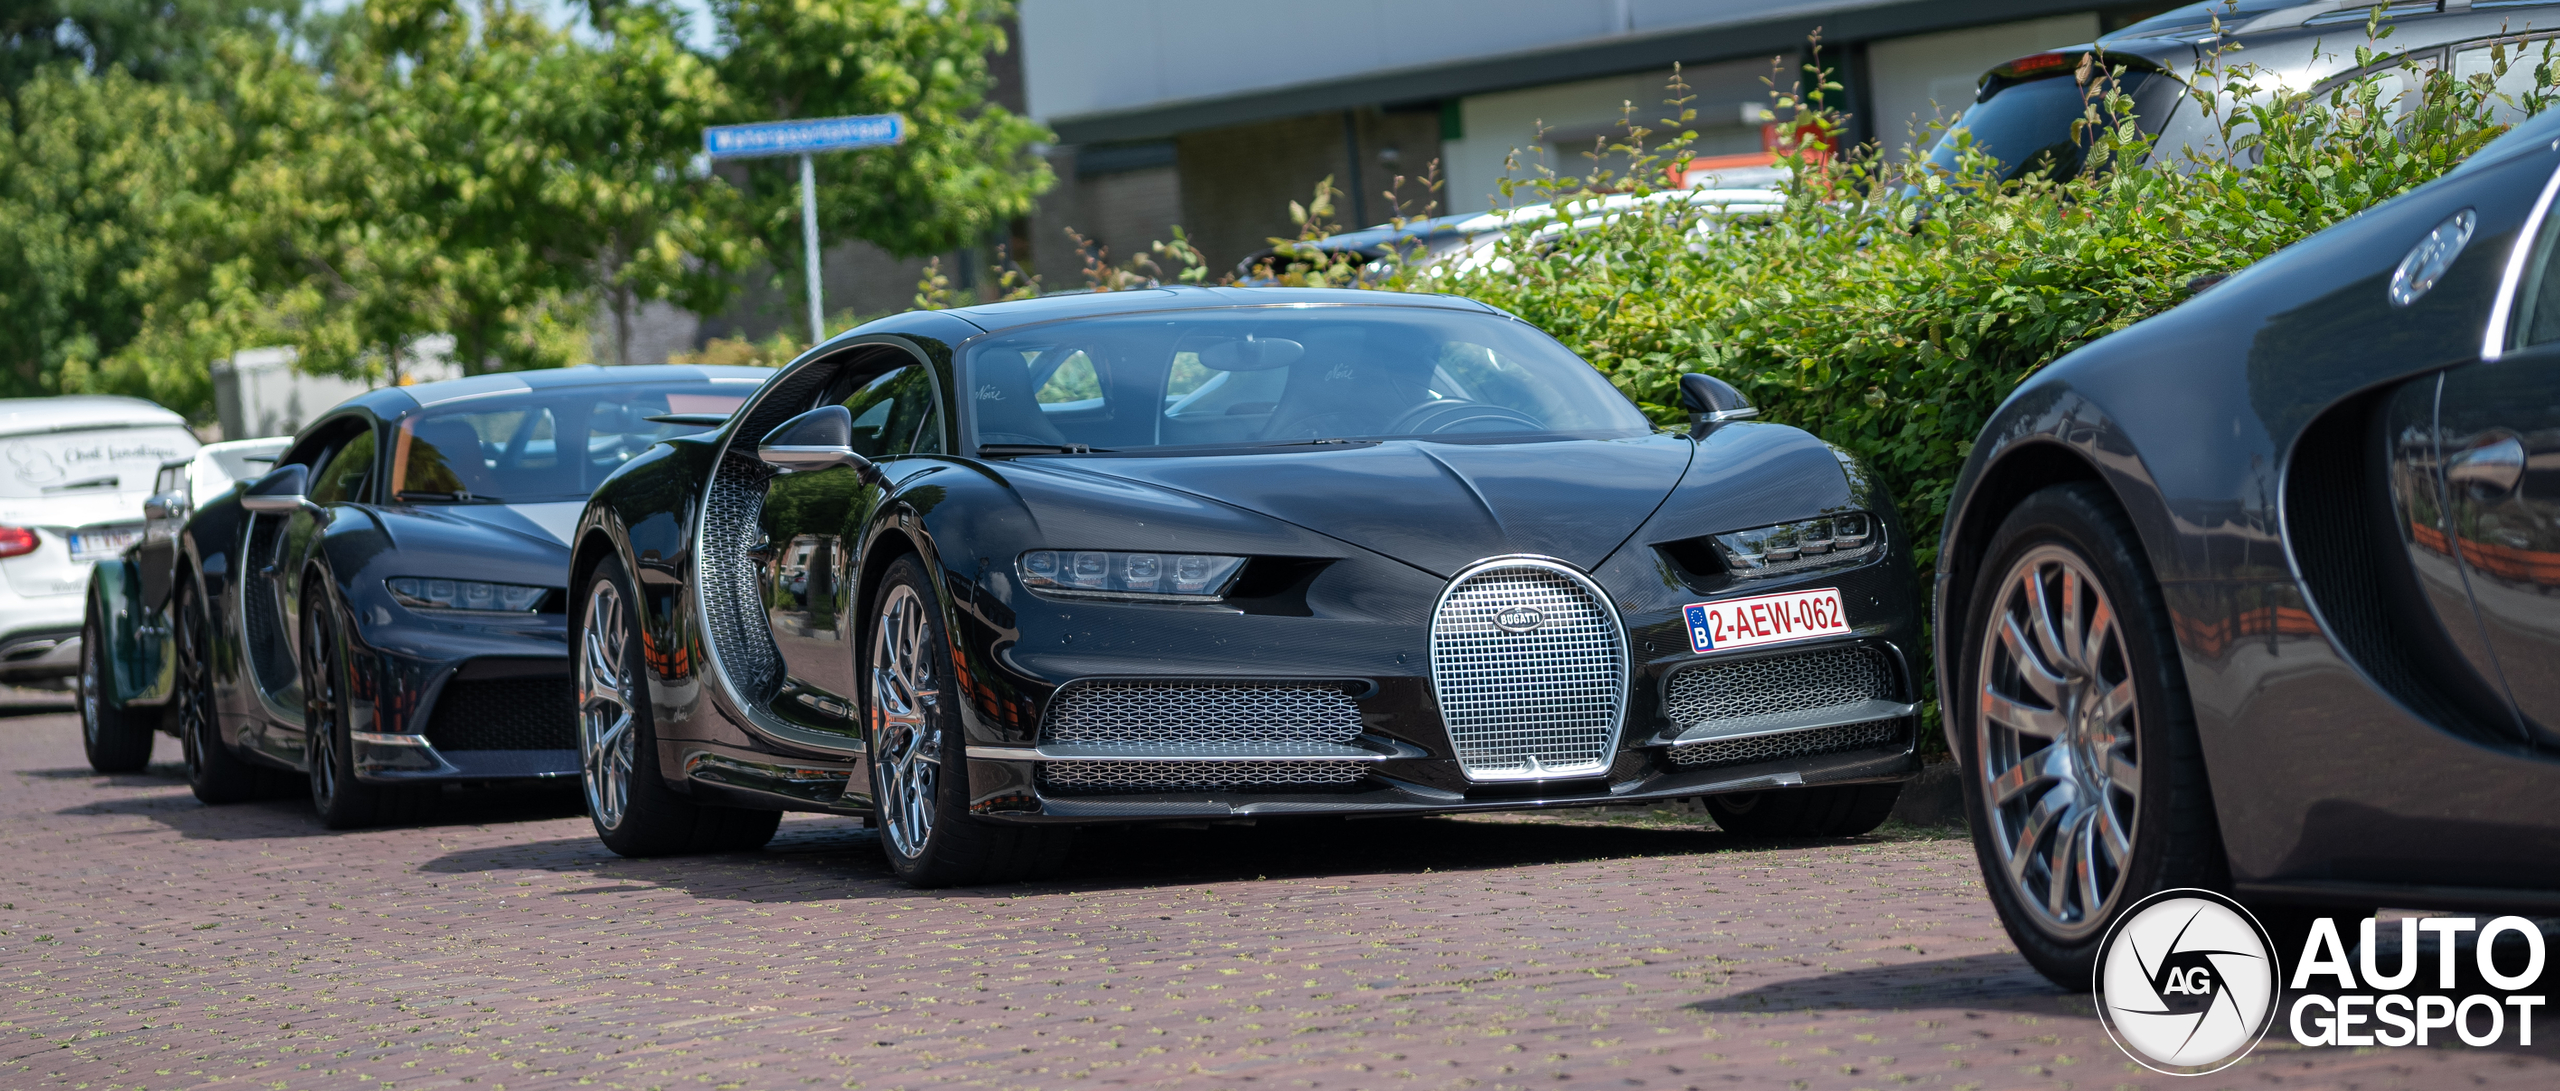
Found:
[1683,587,1851,653]
[68,526,141,562]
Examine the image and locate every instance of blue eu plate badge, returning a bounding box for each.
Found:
[1683,587,1850,653]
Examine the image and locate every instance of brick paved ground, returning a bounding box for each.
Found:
[3,691,2553,1091]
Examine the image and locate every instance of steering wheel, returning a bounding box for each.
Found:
[1384,399,1544,436]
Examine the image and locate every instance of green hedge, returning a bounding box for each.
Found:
[1405,37,2541,575]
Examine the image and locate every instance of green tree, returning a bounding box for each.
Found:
[1,0,299,94]
[0,64,228,400]
[713,0,1052,325]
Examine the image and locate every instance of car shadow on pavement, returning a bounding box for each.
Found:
[415,814,1905,903]
[49,770,587,839]
[19,759,191,786]
[1689,951,2076,1016]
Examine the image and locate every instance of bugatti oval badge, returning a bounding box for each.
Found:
[1494,606,1545,633]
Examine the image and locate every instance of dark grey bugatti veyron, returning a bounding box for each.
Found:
[1937,109,2560,987]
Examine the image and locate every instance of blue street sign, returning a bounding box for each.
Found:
[703,114,907,159]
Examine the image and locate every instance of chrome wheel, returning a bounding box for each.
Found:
[870,583,941,860]
[578,579,637,831]
[1975,544,2140,941]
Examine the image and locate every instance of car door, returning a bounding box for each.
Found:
[2429,171,2560,748]
[756,360,942,737]
[248,420,377,764]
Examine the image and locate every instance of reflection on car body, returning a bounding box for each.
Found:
[569,287,1927,887]
[90,364,774,829]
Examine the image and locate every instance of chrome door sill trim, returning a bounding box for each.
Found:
[1657,700,1917,748]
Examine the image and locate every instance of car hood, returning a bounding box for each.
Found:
[373,503,579,559]
[1054,434,1695,577]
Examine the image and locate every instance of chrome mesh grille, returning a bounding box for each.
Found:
[697,361,838,705]
[1662,645,1893,732]
[1429,561,1626,780]
[1667,717,1904,767]
[1040,681,1361,749]
[699,475,778,699]
[1039,760,1368,793]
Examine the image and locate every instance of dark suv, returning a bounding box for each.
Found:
[1922,0,2560,183]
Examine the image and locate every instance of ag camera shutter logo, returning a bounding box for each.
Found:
[2093,889,2280,1075]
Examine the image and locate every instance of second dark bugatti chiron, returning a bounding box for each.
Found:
[154,364,772,827]
[572,287,1927,885]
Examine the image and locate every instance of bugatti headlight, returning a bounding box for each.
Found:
[1017,550,1246,600]
[387,577,550,613]
[1711,512,1879,579]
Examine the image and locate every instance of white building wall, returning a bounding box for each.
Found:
[1019,0,1901,122]
[1440,55,1782,216]
[1865,13,2102,159]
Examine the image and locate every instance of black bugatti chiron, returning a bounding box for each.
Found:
[569,287,1925,885]
[1937,109,2560,986]
[161,364,772,827]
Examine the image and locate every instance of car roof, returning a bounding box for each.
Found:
[0,395,187,438]
[936,285,1502,333]
[325,364,778,420]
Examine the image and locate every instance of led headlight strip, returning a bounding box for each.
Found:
[1711,512,1879,579]
[387,577,550,613]
[1018,550,1246,600]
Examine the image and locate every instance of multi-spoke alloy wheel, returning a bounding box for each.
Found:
[1975,543,2140,941]
[579,579,637,831]
[871,583,942,860]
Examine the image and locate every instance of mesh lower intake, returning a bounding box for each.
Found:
[1040,681,1362,749]
[1666,717,1904,768]
[1429,563,1625,779]
[1661,645,1893,733]
[425,677,576,750]
[1038,759,1368,793]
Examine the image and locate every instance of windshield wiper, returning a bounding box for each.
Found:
[395,490,502,503]
[41,475,120,493]
[976,443,1111,457]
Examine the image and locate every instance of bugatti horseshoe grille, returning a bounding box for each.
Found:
[1429,558,1627,780]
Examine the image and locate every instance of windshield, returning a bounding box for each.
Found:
[960,306,1651,453]
[1922,69,2175,183]
[1,426,199,501]
[391,384,747,503]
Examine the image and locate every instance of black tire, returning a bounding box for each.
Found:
[1954,483,2226,990]
[176,579,278,804]
[576,555,781,857]
[1705,782,1903,837]
[302,587,431,829]
[867,554,1072,887]
[79,591,156,773]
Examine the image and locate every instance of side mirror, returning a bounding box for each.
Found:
[757,405,885,483]
[239,463,318,515]
[1678,373,1758,437]
[142,493,188,523]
